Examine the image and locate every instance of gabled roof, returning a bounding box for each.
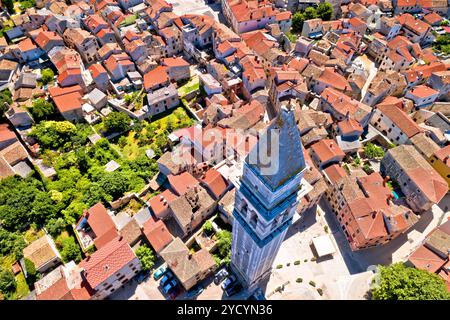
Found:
[80,237,137,288]
[143,219,174,253]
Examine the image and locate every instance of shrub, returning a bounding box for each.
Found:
[304,259,308,262]
[371,263,450,300]
[364,143,385,159]
[135,245,156,271]
[296,278,303,283]
[24,258,39,287]
[41,68,54,85]
[324,225,329,233]
[311,257,317,262]
[276,264,283,269]
[104,112,131,134]
[294,260,300,265]
[317,288,323,296]
[59,236,82,263]
[309,281,316,287]
[45,218,67,238]
[286,263,290,267]
[0,268,16,294]
[203,220,214,235]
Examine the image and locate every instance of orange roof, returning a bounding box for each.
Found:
[397,13,431,35]
[423,12,443,25]
[48,85,83,98]
[167,171,199,195]
[0,124,17,144]
[323,164,347,184]
[318,68,351,92]
[88,63,107,78]
[434,145,450,165]
[337,118,363,136]
[148,189,177,218]
[143,66,169,91]
[18,38,37,52]
[200,169,228,199]
[408,244,446,273]
[407,85,439,98]
[34,31,62,49]
[161,57,190,68]
[376,104,422,138]
[79,237,136,288]
[53,92,83,113]
[80,202,119,249]
[143,219,174,253]
[310,139,345,163]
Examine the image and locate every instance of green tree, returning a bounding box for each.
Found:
[203,220,214,235]
[0,268,16,295]
[433,33,450,55]
[364,142,385,159]
[24,258,39,287]
[41,68,54,85]
[45,218,67,238]
[292,12,305,33]
[2,0,14,13]
[104,112,131,134]
[316,2,333,21]
[135,245,156,271]
[303,7,318,20]
[372,263,450,300]
[216,230,232,265]
[0,228,26,258]
[0,89,12,117]
[59,236,82,263]
[99,171,130,200]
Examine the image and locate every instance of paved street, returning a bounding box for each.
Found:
[263,204,373,300]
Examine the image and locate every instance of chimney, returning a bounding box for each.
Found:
[118,235,123,241]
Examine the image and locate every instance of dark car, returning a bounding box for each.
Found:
[225,283,242,297]
[162,279,178,294]
[221,275,236,290]
[160,270,174,286]
[214,269,229,285]
[186,284,204,298]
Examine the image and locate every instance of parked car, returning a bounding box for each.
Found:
[153,266,167,280]
[225,283,242,297]
[186,284,204,298]
[221,275,236,290]
[214,269,229,285]
[160,270,174,286]
[136,271,150,284]
[168,286,181,300]
[162,279,178,294]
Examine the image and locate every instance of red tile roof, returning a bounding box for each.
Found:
[161,57,190,68]
[80,237,136,288]
[0,124,17,144]
[88,63,107,78]
[143,66,169,91]
[311,139,345,163]
[376,104,422,138]
[407,85,439,98]
[167,171,199,195]
[148,189,177,218]
[434,145,450,165]
[323,164,347,184]
[143,219,174,253]
[200,169,228,199]
[52,92,83,113]
[18,38,37,52]
[82,202,119,249]
[408,244,446,273]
